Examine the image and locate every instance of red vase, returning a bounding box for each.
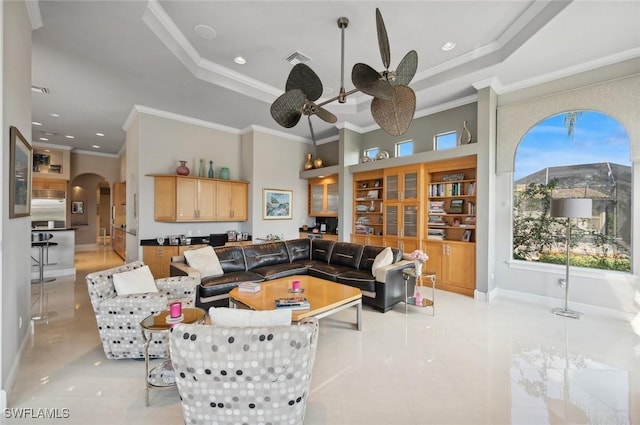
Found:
[176,160,190,176]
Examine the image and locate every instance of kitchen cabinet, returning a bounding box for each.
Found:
[215,180,248,221]
[32,177,67,192]
[151,175,248,222]
[143,243,208,278]
[112,181,126,228]
[112,227,126,260]
[423,240,475,296]
[309,176,338,217]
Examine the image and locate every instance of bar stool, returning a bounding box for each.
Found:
[31,233,58,320]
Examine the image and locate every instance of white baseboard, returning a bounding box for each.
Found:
[493,287,636,321]
[30,267,76,279]
[1,321,34,410]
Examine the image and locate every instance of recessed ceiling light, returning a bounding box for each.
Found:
[234,56,246,65]
[441,42,456,51]
[65,135,75,139]
[39,137,48,141]
[44,132,56,136]
[49,113,60,117]
[31,85,50,94]
[32,121,42,126]
[194,24,216,40]
[96,133,104,137]
[44,149,50,153]
[92,145,100,149]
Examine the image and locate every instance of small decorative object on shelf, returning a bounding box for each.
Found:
[198,159,205,177]
[460,120,472,144]
[208,161,214,178]
[219,167,230,180]
[304,153,314,170]
[414,289,423,305]
[361,156,371,163]
[176,160,190,176]
[410,249,428,276]
[313,157,324,168]
[375,150,390,160]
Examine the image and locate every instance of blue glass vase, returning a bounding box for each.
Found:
[208,161,214,178]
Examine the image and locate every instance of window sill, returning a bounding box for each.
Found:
[507,259,633,280]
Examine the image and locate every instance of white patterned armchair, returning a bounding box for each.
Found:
[86,261,196,360]
[170,318,319,425]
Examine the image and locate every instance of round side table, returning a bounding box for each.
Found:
[402,268,436,315]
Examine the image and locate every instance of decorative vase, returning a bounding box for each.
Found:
[219,167,230,180]
[313,157,324,168]
[176,160,190,176]
[414,289,423,305]
[369,200,375,212]
[460,120,472,144]
[208,161,214,178]
[198,159,205,177]
[414,260,423,276]
[304,153,313,170]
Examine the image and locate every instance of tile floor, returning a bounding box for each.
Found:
[6,244,640,424]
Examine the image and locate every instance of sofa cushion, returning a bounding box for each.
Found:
[213,246,247,273]
[244,241,290,271]
[370,247,394,276]
[209,307,292,327]
[336,270,377,293]
[183,246,223,279]
[112,265,158,295]
[199,272,264,298]
[311,239,334,262]
[285,238,311,262]
[308,263,354,282]
[329,242,364,268]
[252,263,309,280]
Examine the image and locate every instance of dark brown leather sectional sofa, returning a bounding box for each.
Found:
[170,238,412,312]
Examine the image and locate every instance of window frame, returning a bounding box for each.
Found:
[434,131,457,151]
[395,140,414,157]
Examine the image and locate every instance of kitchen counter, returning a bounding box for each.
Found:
[31,229,76,278]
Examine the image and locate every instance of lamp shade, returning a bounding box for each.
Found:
[550,198,592,218]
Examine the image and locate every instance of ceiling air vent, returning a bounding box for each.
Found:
[284,51,311,65]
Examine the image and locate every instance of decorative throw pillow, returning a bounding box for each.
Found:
[112,265,158,296]
[183,246,223,279]
[371,247,394,277]
[209,307,292,327]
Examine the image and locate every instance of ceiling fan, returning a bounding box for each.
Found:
[270,8,418,150]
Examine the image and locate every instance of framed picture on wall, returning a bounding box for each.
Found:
[462,229,472,242]
[9,126,32,218]
[72,201,84,214]
[263,188,292,220]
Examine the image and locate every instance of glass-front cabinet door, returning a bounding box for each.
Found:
[326,183,339,215]
[385,204,399,236]
[402,204,419,237]
[385,175,399,201]
[310,184,325,216]
[403,172,419,201]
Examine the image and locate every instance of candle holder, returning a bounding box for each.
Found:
[289,280,303,293]
[166,301,184,323]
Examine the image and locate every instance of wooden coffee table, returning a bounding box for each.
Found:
[229,275,362,330]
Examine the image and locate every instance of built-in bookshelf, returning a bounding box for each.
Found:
[352,170,384,241]
[426,161,477,242]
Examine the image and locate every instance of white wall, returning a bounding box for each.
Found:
[1,0,32,409]
[494,74,640,315]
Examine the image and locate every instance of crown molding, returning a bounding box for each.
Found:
[242,125,312,144]
[31,141,72,151]
[72,149,120,158]
[124,105,242,135]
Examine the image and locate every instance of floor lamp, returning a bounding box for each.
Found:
[550,198,592,319]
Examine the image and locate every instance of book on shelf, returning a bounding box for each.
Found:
[238,282,261,293]
[428,200,445,213]
[449,199,464,214]
[275,297,310,310]
[428,229,446,239]
[466,202,476,215]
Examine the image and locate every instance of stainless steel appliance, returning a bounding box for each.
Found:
[31,190,66,228]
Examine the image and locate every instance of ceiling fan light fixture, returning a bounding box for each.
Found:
[284,51,311,66]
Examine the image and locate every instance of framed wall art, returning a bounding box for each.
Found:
[9,126,32,218]
[263,188,292,220]
[71,201,84,214]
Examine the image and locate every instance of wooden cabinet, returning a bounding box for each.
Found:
[352,170,384,241]
[215,180,248,221]
[383,165,423,252]
[309,176,338,217]
[32,177,67,192]
[112,228,126,260]
[423,240,475,296]
[143,243,208,278]
[423,155,477,295]
[350,234,384,246]
[112,181,126,228]
[151,175,248,222]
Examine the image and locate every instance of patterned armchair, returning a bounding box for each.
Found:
[170,318,319,425]
[86,261,196,360]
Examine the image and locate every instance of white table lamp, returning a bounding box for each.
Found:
[550,198,592,319]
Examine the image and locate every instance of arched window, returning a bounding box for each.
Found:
[513,111,631,272]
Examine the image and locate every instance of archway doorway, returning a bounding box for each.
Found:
[69,173,111,245]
